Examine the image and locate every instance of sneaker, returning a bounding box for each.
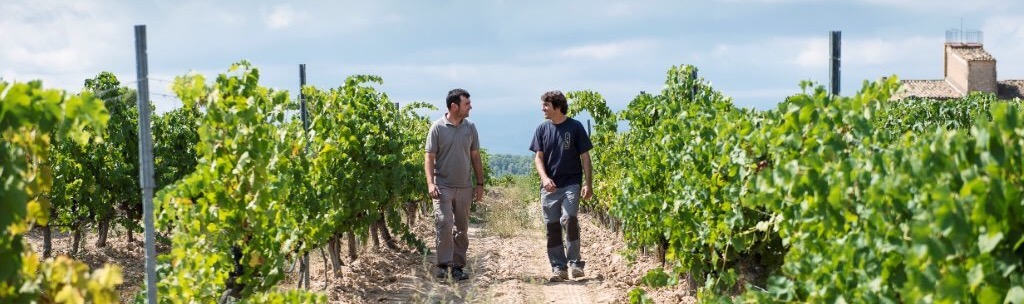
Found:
[570,265,585,278]
[569,261,586,278]
[451,267,470,281]
[549,268,569,282]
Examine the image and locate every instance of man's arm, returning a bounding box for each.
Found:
[425,152,439,199]
[581,151,593,200]
[470,149,485,202]
[535,151,556,192]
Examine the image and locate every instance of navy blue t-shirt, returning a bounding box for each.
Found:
[528,117,593,187]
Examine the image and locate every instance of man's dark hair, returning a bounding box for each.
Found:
[446,89,470,110]
[542,90,568,115]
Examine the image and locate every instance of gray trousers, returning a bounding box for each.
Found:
[541,184,583,271]
[433,185,473,268]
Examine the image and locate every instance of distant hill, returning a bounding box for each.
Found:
[488,154,534,176]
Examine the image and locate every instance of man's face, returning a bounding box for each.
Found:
[541,101,555,119]
[452,96,472,118]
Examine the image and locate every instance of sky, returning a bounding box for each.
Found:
[3,0,1023,155]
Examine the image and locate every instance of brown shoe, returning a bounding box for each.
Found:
[549,268,569,282]
[570,265,585,278]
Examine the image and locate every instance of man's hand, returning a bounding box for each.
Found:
[428,184,440,199]
[582,184,593,200]
[542,178,557,192]
[474,185,484,202]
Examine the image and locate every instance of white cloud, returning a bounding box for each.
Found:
[715,0,1018,14]
[218,12,246,27]
[559,40,657,60]
[604,2,635,16]
[700,38,828,69]
[793,38,829,68]
[703,36,939,70]
[983,15,1024,49]
[982,15,1024,78]
[350,63,574,85]
[858,0,1016,11]
[721,0,1015,10]
[266,5,296,29]
[257,3,403,35]
[0,0,127,89]
[717,0,819,3]
[851,37,938,65]
[727,88,802,99]
[793,36,939,68]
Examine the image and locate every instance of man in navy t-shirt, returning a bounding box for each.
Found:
[528,90,594,282]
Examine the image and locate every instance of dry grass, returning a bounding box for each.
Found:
[480,175,541,238]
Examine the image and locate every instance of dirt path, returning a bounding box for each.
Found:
[291,216,610,303]
[479,214,615,304]
[296,187,696,303]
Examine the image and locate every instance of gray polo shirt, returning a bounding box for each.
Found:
[425,114,480,188]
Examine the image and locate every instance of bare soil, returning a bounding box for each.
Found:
[24,226,153,302]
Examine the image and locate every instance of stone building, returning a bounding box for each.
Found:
[896,31,1024,100]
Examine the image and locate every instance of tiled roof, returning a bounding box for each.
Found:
[895,79,1024,100]
[949,45,995,61]
[998,80,1024,100]
[895,79,961,100]
[894,43,1018,100]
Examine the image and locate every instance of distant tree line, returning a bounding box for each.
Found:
[487,153,534,176]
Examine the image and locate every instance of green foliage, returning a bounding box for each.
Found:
[641,267,673,288]
[478,148,492,186]
[243,289,326,303]
[46,71,200,245]
[570,66,779,291]
[299,73,429,252]
[873,92,1017,141]
[492,172,540,189]
[155,62,313,301]
[153,105,200,191]
[627,287,654,304]
[154,62,432,302]
[488,153,533,177]
[26,59,1024,303]
[574,65,1024,302]
[565,90,627,212]
[49,72,142,243]
[1,79,121,303]
[740,82,1024,303]
[20,255,124,304]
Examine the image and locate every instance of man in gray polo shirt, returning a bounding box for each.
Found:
[425,88,484,281]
